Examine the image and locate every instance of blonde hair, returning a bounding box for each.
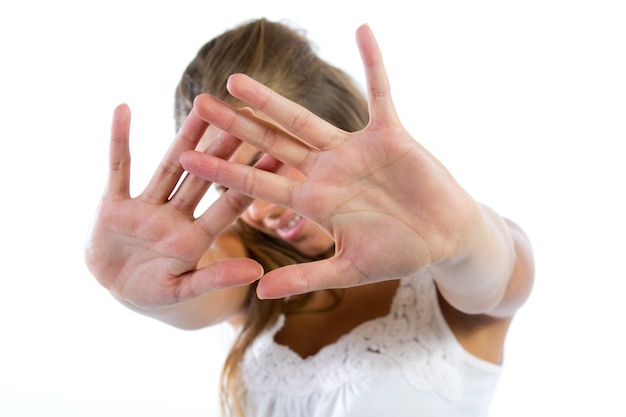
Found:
[174,18,368,416]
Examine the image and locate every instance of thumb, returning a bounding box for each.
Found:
[255,257,360,299]
[178,258,264,301]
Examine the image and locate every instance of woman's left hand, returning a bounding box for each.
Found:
[181,25,477,299]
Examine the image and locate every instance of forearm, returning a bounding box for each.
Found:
[427,203,521,315]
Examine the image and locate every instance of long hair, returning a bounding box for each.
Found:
[174,18,368,416]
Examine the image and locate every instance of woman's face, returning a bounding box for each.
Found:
[198,125,335,257]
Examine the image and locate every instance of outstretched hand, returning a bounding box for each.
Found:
[84,105,270,310]
[180,25,477,299]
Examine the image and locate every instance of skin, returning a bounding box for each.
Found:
[85,24,534,362]
[225,136,335,257]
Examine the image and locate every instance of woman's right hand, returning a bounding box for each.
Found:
[84,104,265,311]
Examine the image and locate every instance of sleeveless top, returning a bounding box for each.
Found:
[238,269,502,417]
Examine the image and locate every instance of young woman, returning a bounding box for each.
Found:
[86,18,534,417]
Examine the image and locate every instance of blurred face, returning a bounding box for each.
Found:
[198,126,335,257]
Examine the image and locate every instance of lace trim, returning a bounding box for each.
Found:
[241,270,463,400]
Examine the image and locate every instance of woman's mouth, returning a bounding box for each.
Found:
[276,214,305,241]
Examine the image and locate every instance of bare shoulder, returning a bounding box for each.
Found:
[438,219,534,364]
[438,292,513,364]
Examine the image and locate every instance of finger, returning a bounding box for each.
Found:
[176,258,263,302]
[192,152,284,237]
[170,130,243,214]
[193,94,317,174]
[105,104,132,199]
[255,257,358,299]
[226,74,349,151]
[355,24,400,127]
[142,108,209,204]
[181,151,295,210]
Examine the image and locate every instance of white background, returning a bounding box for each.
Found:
[1,0,624,416]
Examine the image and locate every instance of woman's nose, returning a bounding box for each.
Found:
[244,199,278,224]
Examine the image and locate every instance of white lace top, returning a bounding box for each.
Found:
[239,270,502,417]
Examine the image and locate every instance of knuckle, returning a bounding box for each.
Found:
[259,126,279,152]
[160,159,183,177]
[224,191,250,214]
[291,110,309,134]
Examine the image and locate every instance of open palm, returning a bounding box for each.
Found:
[84,105,265,309]
[180,25,476,299]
